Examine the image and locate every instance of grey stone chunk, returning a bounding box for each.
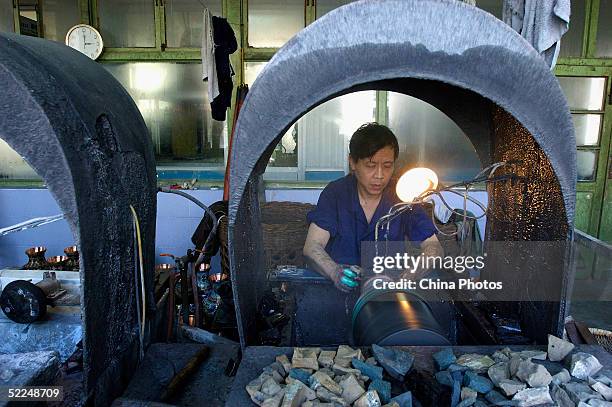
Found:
[585,400,612,407]
[276,354,293,374]
[591,381,612,401]
[264,363,287,380]
[488,362,511,386]
[509,357,522,377]
[498,379,527,397]
[371,344,414,380]
[563,381,604,404]
[485,389,519,406]
[285,377,317,401]
[339,374,366,404]
[354,390,381,407]
[456,353,495,373]
[282,382,306,407]
[461,387,478,401]
[247,373,272,398]
[366,357,378,366]
[594,371,612,387]
[511,386,553,407]
[547,335,575,362]
[552,369,572,385]
[381,402,400,407]
[0,351,61,389]
[551,384,574,407]
[515,360,552,388]
[261,377,283,397]
[309,371,342,396]
[292,348,320,371]
[518,350,547,361]
[571,353,604,381]
[262,389,285,407]
[319,368,335,379]
[335,345,363,368]
[456,398,476,407]
[318,350,336,369]
[316,387,349,406]
[332,364,362,377]
[492,351,510,363]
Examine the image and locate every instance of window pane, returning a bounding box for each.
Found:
[577,150,597,181]
[477,0,502,19]
[103,63,226,166]
[42,0,80,43]
[98,0,155,47]
[387,92,481,182]
[248,0,303,48]
[560,0,585,57]
[0,138,41,180]
[19,0,39,37]
[572,114,602,146]
[244,61,267,86]
[0,0,14,33]
[558,77,606,111]
[316,0,354,19]
[263,91,376,181]
[596,0,612,57]
[165,0,222,48]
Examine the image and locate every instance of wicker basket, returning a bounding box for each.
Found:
[589,327,612,353]
[260,202,315,270]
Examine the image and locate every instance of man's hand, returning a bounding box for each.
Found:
[332,265,363,293]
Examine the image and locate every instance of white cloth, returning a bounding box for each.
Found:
[503,0,571,69]
[202,8,220,102]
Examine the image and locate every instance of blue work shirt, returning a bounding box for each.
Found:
[307,174,437,266]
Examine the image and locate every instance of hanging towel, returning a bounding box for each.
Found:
[202,8,219,102]
[503,0,571,69]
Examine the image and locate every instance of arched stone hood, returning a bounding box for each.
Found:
[0,33,157,405]
[229,0,576,226]
[227,0,577,347]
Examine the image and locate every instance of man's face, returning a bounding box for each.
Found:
[350,146,396,196]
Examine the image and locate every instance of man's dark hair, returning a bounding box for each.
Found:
[349,122,399,161]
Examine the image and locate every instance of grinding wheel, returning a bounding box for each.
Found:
[0,280,48,323]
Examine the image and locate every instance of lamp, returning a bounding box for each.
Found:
[396,167,439,203]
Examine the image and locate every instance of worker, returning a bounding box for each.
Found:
[303,123,443,292]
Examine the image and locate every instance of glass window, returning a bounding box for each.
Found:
[244,61,267,87]
[165,0,222,48]
[18,0,39,37]
[0,138,41,180]
[248,0,303,48]
[477,0,502,19]
[42,0,80,42]
[103,63,226,166]
[0,0,14,33]
[559,0,585,57]
[558,77,606,111]
[98,0,155,47]
[387,92,481,182]
[596,0,612,57]
[316,0,354,19]
[577,150,597,181]
[572,114,602,146]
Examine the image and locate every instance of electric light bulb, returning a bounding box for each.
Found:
[396,167,438,203]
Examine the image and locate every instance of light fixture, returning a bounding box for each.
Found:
[396,167,439,203]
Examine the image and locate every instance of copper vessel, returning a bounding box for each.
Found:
[47,256,68,271]
[63,245,79,271]
[22,246,49,270]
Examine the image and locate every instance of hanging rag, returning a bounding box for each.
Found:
[210,16,237,121]
[202,8,219,103]
[503,0,571,69]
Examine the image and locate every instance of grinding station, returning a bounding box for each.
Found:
[0,0,611,406]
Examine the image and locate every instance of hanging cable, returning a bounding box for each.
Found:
[130,205,146,362]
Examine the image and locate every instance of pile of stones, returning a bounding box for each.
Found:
[433,334,611,407]
[245,344,415,407]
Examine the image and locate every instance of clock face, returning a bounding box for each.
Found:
[65,24,103,60]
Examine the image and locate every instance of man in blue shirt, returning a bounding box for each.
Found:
[303,123,443,292]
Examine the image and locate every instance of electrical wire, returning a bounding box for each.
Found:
[130,205,146,362]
